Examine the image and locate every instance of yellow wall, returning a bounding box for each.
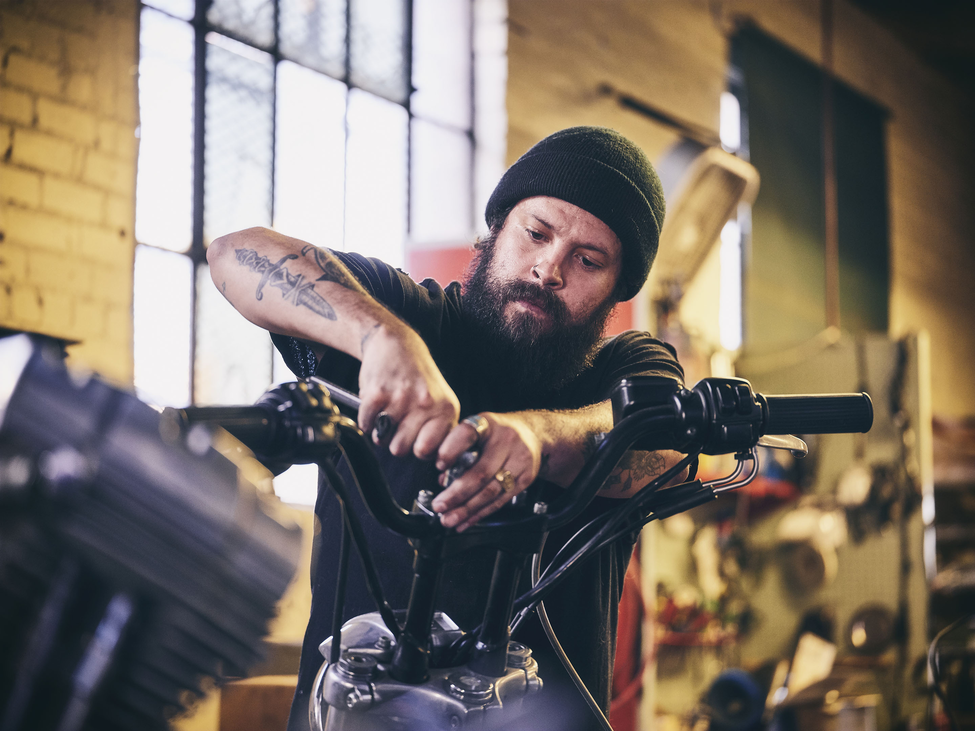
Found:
[507,0,975,417]
[0,0,138,384]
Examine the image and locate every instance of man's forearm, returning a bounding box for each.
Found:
[507,402,684,497]
[208,227,397,360]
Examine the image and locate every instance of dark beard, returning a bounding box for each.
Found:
[461,243,617,401]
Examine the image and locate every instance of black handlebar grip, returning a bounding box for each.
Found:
[167,405,276,452]
[758,393,873,435]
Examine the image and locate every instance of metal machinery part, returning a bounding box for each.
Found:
[0,334,303,731]
[312,612,541,730]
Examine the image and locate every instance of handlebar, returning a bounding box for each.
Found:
[172,376,872,541]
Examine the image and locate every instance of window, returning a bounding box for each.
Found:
[731,27,890,350]
[134,0,492,502]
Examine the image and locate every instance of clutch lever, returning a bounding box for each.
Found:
[307,376,481,490]
[307,376,394,441]
[756,434,808,458]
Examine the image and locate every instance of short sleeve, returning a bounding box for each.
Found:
[589,330,684,403]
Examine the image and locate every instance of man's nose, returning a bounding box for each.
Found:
[531,257,563,289]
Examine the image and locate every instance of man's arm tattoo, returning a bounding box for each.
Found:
[599,451,666,494]
[235,247,337,321]
[301,244,364,291]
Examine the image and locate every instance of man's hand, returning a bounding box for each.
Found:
[430,403,688,532]
[431,412,542,532]
[356,323,460,460]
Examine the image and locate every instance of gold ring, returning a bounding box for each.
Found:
[494,469,515,493]
[462,414,490,443]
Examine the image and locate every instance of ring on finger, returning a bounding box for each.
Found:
[462,414,490,444]
[374,411,395,441]
[494,469,515,493]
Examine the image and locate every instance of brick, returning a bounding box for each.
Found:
[115,75,137,125]
[39,1,97,34]
[0,11,36,55]
[96,118,119,155]
[2,205,76,251]
[105,302,130,344]
[74,297,107,339]
[4,53,62,97]
[10,128,78,177]
[82,149,132,196]
[93,68,116,118]
[32,25,64,66]
[111,15,137,62]
[0,87,35,126]
[70,340,132,385]
[10,283,42,324]
[42,176,104,223]
[91,261,131,306]
[79,222,127,265]
[0,164,42,207]
[28,247,91,295]
[66,72,94,106]
[64,30,97,73]
[104,192,132,232]
[39,286,73,335]
[0,241,29,282]
[36,97,97,145]
[0,282,9,320]
[117,123,137,161]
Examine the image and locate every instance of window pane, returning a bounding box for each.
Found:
[143,0,194,21]
[280,0,346,80]
[204,34,275,244]
[350,0,409,104]
[345,89,408,265]
[208,0,274,48]
[411,119,471,244]
[274,62,347,246]
[194,264,273,405]
[136,8,194,253]
[412,0,471,129]
[133,245,193,407]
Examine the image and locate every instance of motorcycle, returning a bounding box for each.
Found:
[172,372,874,731]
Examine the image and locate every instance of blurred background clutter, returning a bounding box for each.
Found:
[1,0,974,729]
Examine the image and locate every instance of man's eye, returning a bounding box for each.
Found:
[580,256,601,269]
[526,229,544,241]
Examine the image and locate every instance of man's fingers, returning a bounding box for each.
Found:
[357,394,385,435]
[434,458,535,529]
[413,417,455,461]
[436,416,489,471]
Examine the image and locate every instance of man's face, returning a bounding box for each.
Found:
[488,196,623,334]
[462,196,623,394]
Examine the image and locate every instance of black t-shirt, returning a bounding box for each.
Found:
[273,252,683,726]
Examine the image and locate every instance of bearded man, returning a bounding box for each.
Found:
[208,126,685,730]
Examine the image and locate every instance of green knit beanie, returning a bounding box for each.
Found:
[485,126,665,301]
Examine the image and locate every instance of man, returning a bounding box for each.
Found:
[208,126,685,729]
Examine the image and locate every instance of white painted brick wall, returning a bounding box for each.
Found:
[0,0,139,384]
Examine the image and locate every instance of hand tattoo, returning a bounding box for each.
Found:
[235,248,337,320]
